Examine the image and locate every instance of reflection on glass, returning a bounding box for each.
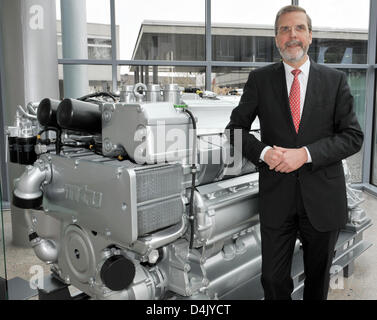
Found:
[56,0,112,60]
[58,65,114,99]
[118,66,205,92]
[115,0,205,61]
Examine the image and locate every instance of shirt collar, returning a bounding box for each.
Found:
[283,57,311,77]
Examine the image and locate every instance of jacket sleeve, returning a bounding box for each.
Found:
[225,71,268,165]
[306,72,364,170]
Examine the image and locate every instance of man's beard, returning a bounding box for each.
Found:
[278,40,308,63]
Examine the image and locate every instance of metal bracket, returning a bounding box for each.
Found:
[38,274,89,300]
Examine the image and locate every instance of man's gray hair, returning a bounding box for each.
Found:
[274,5,312,35]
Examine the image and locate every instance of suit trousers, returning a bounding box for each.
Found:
[260,180,340,300]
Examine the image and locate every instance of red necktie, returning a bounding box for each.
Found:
[289,69,301,133]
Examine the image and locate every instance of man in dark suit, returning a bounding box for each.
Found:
[225,5,363,300]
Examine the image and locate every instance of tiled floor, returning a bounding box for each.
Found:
[1,190,377,300]
[327,192,377,300]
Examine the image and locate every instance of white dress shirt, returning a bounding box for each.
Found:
[260,57,312,163]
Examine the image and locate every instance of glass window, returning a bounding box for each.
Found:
[340,69,367,133]
[115,0,205,61]
[56,0,112,60]
[300,0,369,64]
[118,65,205,92]
[211,0,291,62]
[338,69,366,183]
[211,66,255,92]
[58,64,114,99]
[372,73,377,185]
[0,188,6,299]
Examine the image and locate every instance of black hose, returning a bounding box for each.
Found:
[77,91,117,102]
[183,108,197,250]
[38,127,59,136]
[38,127,62,155]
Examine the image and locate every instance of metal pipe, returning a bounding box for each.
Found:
[27,102,38,115]
[132,216,188,255]
[13,160,58,263]
[17,105,37,120]
[29,233,58,264]
[13,161,51,200]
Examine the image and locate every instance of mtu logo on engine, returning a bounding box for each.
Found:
[64,184,103,208]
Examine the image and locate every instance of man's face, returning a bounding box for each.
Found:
[275,11,312,63]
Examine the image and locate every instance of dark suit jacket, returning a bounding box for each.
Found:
[226,59,364,232]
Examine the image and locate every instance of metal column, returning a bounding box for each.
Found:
[60,0,89,98]
[110,0,117,92]
[0,13,9,204]
[205,0,212,91]
[362,0,377,185]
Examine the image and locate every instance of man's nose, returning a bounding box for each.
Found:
[288,28,297,37]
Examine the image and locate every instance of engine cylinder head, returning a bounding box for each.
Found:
[57,98,102,133]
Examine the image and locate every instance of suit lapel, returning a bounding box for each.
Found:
[272,62,298,136]
[298,60,321,137]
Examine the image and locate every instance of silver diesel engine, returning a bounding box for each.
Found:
[8,85,372,300]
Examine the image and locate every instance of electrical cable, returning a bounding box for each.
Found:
[37,127,61,155]
[77,91,117,102]
[182,108,198,250]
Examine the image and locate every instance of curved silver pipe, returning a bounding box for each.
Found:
[15,160,58,263]
[17,105,37,120]
[132,216,188,255]
[30,236,58,264]
[13,161,51,200]
[27,102,39,115]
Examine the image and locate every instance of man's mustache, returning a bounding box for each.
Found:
[284,40,303,49]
